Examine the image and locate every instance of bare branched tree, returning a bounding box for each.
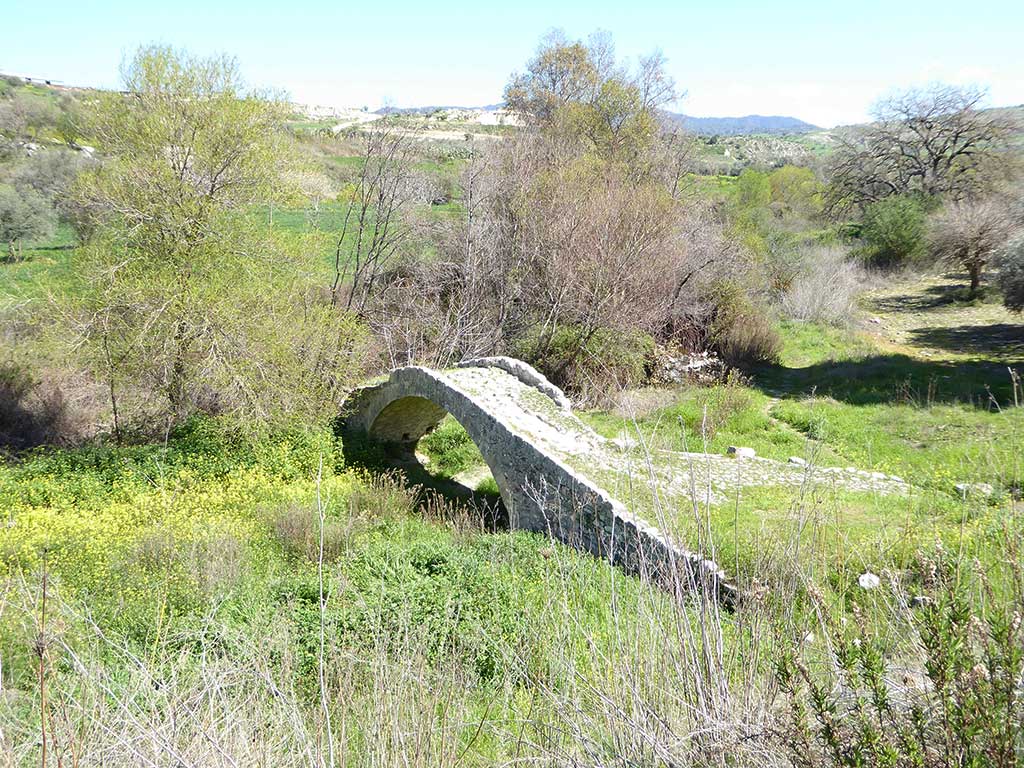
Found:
[827,84,1017,213]
[332,126,416,314]
[929,197,1017,295]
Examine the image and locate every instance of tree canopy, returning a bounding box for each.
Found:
[827,84,1016,213]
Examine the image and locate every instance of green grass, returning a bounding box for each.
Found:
[0,222,79,300]
[418,415,486,477]
[574,273,1023,575]
[582,383,810,461]
[2,416,734,765]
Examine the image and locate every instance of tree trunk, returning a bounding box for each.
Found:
[167,320,192,421]
[969,263,981,296]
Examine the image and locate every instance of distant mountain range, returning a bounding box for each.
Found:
[375,104,820,136]
[665,113,820,136]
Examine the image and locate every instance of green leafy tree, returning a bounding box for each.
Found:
[54,94,84,146]
[0,91,59,141]
[769,165,823,218]
[859,195,927,268]
[67,45,366,432]
[0,184,56,260]
[734,169,772,210]
[504,30,675,167]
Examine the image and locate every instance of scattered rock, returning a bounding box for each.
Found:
[954,482,995,499]
[610,435,637,451]
[858,571,881,590]
[727,446,756,459]
[650,347,726,386]
[788,456,807,466]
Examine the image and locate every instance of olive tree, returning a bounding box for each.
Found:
[995,233,1024,311]
[0,184,56,260]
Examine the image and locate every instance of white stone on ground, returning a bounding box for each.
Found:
[954,482,994,498]
[727,446,756,459]
[858,572,881,589]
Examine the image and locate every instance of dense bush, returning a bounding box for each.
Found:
[354,33,782,398]
[418,415,485,476]
[929,197,1016,295]
[516,324,656,405]
[0,360,76,450]
[996,232,1024,311]
[858,194,928,268]
[61,47,370,432]
[781,245,866,325]
[0,183,56,260]
[709,284,781,367]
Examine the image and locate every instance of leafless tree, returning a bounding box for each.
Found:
[827,84,1017,213]
[332,126,416,314]
[652,120,698,199]
[929,197,1018,295]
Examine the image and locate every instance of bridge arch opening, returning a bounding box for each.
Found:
[368,396,448,446]
[364,397,508,527]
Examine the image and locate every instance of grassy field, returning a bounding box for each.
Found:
[4,268,1019,761]
[410,271,1023,586]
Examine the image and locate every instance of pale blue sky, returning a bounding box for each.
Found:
[2,0,1021,127]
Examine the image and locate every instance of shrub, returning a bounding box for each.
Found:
[272,502,351,562]
[0,361,78,450]
[714,312,781,367]
[709,285,781,367]
[0,184,56,260]
[995,232,1024,312]
[777,540,1024,768]
[929,197,1015,295]
[517,325,655,405]
[858,195,927,268]
[781,246,867,325]
[418,416,485,477]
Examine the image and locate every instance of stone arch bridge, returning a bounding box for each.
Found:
[340,357,738,605]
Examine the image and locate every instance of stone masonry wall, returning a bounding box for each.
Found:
[340,362,737,606]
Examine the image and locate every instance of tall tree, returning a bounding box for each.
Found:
[827,84,1016,213]
[68,46,365,429]
[504,30,676,167]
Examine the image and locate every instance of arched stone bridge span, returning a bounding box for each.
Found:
[340,357,737,605]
